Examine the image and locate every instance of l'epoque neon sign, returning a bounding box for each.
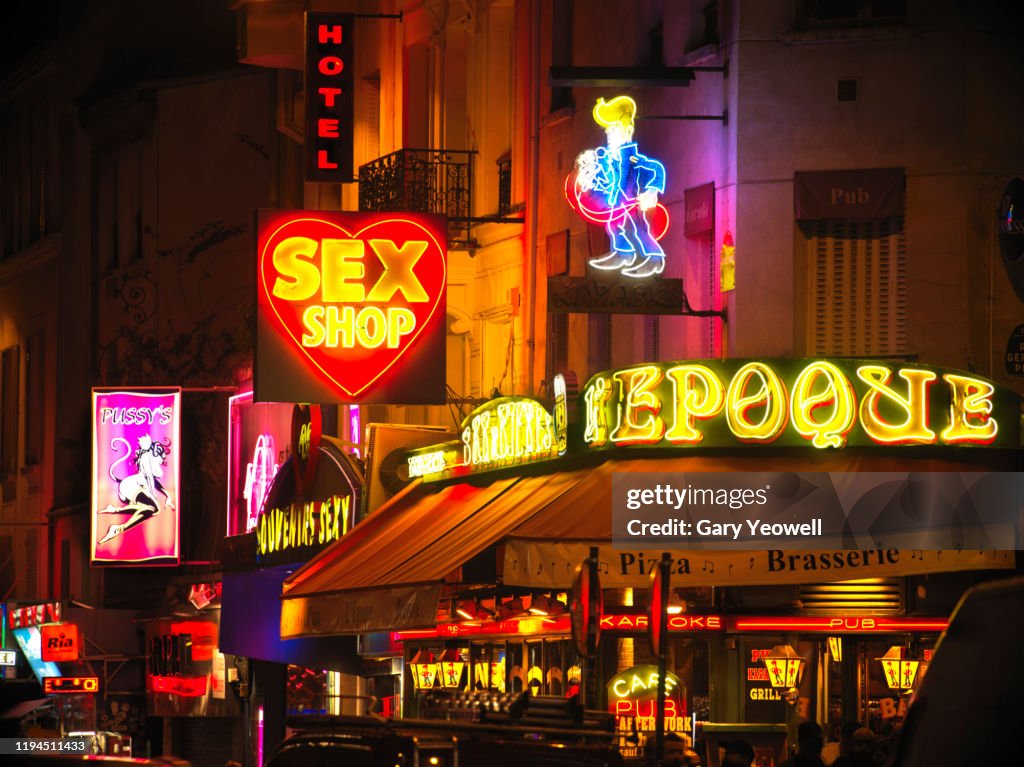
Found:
[583,359,1016,450]
[256,210,447,404]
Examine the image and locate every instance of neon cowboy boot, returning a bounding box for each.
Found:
[621,254,665,277]
[588,251,636,270]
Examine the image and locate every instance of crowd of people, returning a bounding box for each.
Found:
[647,719,895,767]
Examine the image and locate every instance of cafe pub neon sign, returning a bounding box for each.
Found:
[257,210,447,404]
[583,359,1015,450]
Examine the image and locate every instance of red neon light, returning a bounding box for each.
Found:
[613,698,683,719]
[149,674,210,697]
[44,676,99,694]
[563,173,670,240]
[257,211,447,402]
[728,616,948,633]
[393,616,573,642]
[169,620,218,662]
[601,613,722,631]
[10,603,63,629]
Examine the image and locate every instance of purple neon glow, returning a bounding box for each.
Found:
[349,405,361,457]
[244,433,279,532]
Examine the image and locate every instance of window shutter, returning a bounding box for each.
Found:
[809,217,906,356]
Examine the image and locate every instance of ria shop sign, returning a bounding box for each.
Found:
[256,210,447,404]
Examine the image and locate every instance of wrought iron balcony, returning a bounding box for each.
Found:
[358,148,475,248]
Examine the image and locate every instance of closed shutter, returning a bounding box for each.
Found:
[179,717,235,767]
[363,76,380,162]
[808,217,906,356]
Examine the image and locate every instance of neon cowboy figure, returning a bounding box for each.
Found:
[573,95,668,278]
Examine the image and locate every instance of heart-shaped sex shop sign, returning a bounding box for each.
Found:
[256,210,447,404]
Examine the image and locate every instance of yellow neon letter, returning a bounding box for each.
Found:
[610,366,666,445]
[583,377,613,447]
[856,365,937,444]
[664,364,725,444]
[321,238,366,303]
[387,307,416,347]
[941,373,998,444]
[366,239,429,302]
[301,306,326,346]
[790,361,856,448]
[725,362,787,442]
[272,236,320,301]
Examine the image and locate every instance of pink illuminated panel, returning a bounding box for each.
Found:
[227,391,292,536]
[91,389,181,564]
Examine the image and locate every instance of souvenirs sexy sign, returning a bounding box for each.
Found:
[256,210,447,404]
[91,389,181,565]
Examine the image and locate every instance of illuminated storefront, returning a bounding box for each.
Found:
[276,358,1019,763]
[220,402,373,764]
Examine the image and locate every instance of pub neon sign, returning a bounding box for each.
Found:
[583,359,1013,450]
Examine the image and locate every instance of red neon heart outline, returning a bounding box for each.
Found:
[259,215,446,398]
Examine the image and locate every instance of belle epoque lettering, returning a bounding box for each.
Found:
[583,359,1005,450]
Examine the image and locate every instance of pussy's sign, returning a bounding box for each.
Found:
[256,210,447,404]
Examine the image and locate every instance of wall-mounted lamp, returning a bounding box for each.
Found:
[437,649,465,689]
[878,646,919,690]
[763,644,805,704]
[455,600,493,622]
[529,594,566,616]
[409,649,437,690]
[496,597,526,622]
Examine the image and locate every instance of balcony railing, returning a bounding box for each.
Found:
[358,148,475,248]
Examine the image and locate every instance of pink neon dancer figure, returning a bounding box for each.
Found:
[98,434,175,543]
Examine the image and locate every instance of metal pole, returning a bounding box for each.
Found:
[654,552,672,766]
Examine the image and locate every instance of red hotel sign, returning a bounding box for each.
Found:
[256,210,447,404]
[305,13,355,182]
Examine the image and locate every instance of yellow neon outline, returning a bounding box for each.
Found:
[664,364,726,444]
[258,215,446,398]
[610,365,666,445]
[790,361,856,448]
[856,365,937,445]
[583,376,613,446]
[463,399,556,468]
[725,362,788,443]
[940,373,999,444]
